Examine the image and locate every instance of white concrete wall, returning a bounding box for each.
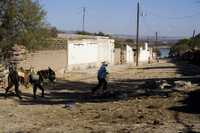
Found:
[139,42,150,63]
[68,40,98,65]
[97,39,115,66]
[126,45,134,64]
[67,38,115,71]
[18,37,115,73]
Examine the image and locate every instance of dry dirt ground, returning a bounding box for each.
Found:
[0,60,200,133]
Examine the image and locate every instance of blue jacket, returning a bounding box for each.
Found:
[98,65,108,79]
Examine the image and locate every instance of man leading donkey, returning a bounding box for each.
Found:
[5,64,22,99]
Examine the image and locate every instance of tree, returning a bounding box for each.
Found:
[0,0,50,52]
[192,34,200,49]
[125,39,134,43]
[169,38,191,57]
[49,27,58,38]
[76,31,110,37]
[169,33,200,57]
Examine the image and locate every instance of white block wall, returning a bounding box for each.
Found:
[68,41,98,65]
[97,39,115,65]
[139,42,150,63]
[126,45,134,64]
[67,38,115,71]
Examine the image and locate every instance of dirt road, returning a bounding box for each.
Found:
[0,60,200,133]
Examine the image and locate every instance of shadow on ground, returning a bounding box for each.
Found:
[169,89,200,114]
[1,59,199,108]
[168,60,200,114]
[19,77,200,106]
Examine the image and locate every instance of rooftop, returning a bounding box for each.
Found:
[57,33,111,40]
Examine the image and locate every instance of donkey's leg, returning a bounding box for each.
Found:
[38,84,44,97]
[33,84,37,99]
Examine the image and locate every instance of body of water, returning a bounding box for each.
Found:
[159,48,170,58]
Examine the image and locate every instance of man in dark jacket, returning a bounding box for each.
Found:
[92,62,109,94]
[5,65,22,99]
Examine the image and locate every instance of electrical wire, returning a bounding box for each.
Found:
[149,11,200,20]
[137,0,199,37]
[139,0,200,20]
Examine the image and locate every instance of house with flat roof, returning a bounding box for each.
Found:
[19,34,115,76]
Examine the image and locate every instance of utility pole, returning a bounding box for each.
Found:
[155,32,158,46]
[192,29,196,38]
[192,29,196,50]
[136,1,140,66]
[82,7,86,32]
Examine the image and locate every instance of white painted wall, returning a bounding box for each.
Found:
[18,36,115,73]
[67,38,115,70]
[68,40,98,65]
[97,39,115,65]
[126,45,134,64]
[139,42,150,63]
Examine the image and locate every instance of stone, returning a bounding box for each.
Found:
[153,120,160,125]
[184,81,192,89]
[174,81,193,90]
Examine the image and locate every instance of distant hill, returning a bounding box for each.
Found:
[112,34,183,46]
[112,34,185,41]
[61,30,183,45]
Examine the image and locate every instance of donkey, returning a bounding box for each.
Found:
[37,67,56,83]
[18,67,56,99]
[30,67,56,99]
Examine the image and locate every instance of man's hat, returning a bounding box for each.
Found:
[102,61,108,66]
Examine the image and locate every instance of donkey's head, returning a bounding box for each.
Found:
[48,67,56,82]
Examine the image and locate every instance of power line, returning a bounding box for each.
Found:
[148,11,200,20]
[140,0,200,20]
[138,1,199,37]
[142,16,156,34]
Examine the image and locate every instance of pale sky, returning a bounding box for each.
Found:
[39,0,200,37]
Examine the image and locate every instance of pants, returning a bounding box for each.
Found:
[33,83,44,99]
[5,82,22,99]
[92,78,107,93]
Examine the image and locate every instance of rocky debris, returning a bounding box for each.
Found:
[142,80,172,92]
[153,120,160,125]
[8,44,26,67]
[146,105,158,109]
[174,81,193,90]
[64,101,76,109]
[158,80,172,90]
[0,64,4,78]
[0,64,7,88]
